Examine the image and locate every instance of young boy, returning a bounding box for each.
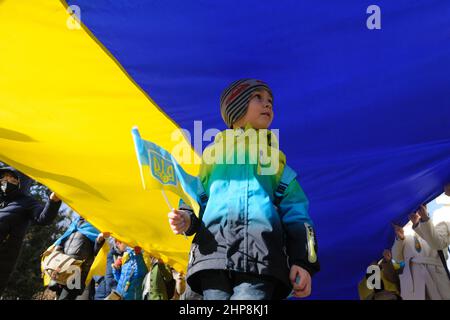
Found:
[168,79,319,300]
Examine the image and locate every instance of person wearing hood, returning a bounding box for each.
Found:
[0,166,61,295]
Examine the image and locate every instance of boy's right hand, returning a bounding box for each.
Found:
[168,209,191,235]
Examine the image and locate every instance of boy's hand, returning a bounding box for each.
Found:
[168,209,191,235]
[289,265,311,298]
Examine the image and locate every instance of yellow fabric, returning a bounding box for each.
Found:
[85,244,109,286]
[0,1,200,273]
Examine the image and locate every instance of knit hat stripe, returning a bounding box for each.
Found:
[229,108,247,128]
[226,91,255,125]
[220,79,248,105]
[226,84,272,123]
[226,89,254,115]
[226,84,272,110]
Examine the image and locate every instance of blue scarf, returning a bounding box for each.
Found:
[54,216,99,246]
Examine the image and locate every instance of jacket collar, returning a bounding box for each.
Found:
[214,124,279,147]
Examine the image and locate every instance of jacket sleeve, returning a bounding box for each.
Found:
[134,253,149,278]
[278,179,320,276]
[415,220,450,250]
[177,159,210,236]
[29,198,62,226]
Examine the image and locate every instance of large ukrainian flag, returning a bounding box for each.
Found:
[0,1,199,271]
[1,1,450,298]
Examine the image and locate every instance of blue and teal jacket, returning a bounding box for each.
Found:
[113,248,148,300]
[182,126,320,298]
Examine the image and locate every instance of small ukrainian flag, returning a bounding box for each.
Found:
[131,127,201,215]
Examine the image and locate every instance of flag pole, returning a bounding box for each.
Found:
[131,126,146,190]
[160,188,173,211]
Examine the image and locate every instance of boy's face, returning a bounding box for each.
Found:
[233,89,273,129]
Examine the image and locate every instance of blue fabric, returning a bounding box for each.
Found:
[65,1,450,298]
[54,216,99,246]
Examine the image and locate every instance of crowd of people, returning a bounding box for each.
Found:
[0,165,186,300]
[42,217,189,300]
[360,184,450,300]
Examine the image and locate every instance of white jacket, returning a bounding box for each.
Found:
[392,197,450,300]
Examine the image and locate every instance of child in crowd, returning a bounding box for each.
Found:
[168,79,320,300]
[111,239,148,300]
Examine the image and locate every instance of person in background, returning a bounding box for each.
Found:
[392,194,450,300]
[142,257,176,300]
[358,249,403,300]
[111,240,148,300]
[171,269,186,300]
[52,216,103,300]
[0,166,61,295]
[94,236,122,300]
[408,183,450,299]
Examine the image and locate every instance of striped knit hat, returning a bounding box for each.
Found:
[220,79,273,128]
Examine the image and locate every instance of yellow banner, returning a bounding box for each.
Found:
[0,0,200,272]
